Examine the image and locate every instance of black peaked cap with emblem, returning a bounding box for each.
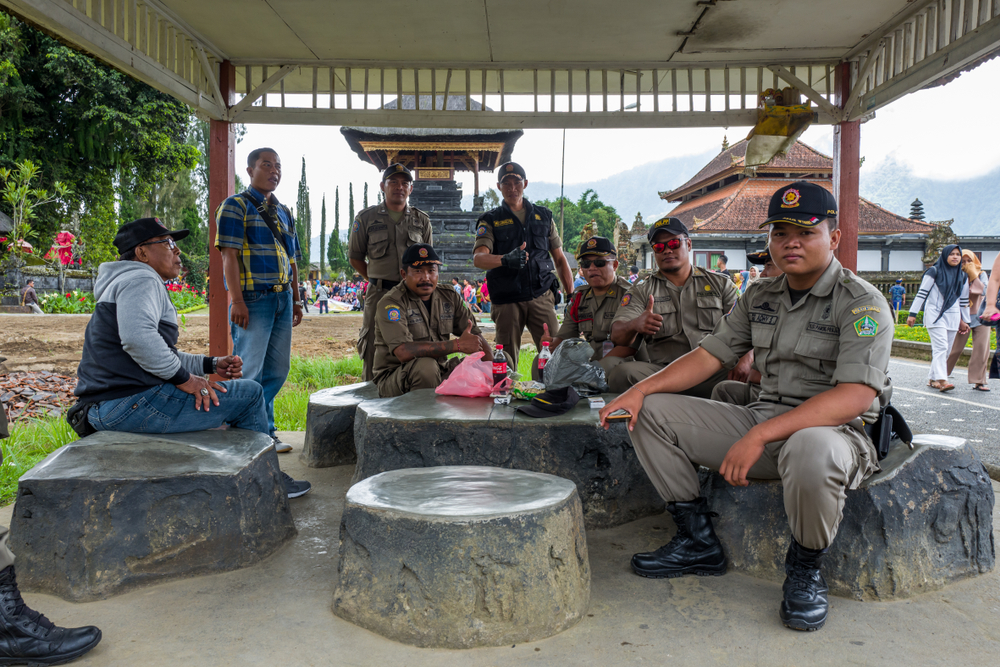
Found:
[401,243,442,267]
[760,180,838,228]
[647,216,689,241]
[497,162,526,181]
[576,236,617,259]
[382,163,413,182]
[746,249,772,265]
[114,217,189,255]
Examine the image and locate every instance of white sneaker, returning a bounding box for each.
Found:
[271,437,293,453]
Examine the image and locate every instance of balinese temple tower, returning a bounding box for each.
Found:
[341,95,522,280]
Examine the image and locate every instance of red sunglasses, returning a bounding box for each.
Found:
[652,238,683,253]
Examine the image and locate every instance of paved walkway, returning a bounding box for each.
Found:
[2,428,996,667]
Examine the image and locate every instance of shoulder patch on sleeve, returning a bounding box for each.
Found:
[620,293,631,307]
[384,305,402,322]
[853,316,879,337]
[476,223,488,237]
[851,305,881,315]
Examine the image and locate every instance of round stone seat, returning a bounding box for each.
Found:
[352,389,664,529]
[333,466,590,648]
[302,382,382,468]
[699,434,995,600]
[9,429,296,601]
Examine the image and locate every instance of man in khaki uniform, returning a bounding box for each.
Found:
[536,236,639,379]
[473,162,574,369]
[599,181,893,632]
[349,163,433,381]
[373,243,492,398]
[608,217,737,396]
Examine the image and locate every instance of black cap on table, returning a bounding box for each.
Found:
[113,217,189,255]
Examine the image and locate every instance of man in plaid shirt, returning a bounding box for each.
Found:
[215,148,310,495]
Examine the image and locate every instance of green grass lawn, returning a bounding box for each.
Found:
[1,417,78,505]
[892,323,997,348]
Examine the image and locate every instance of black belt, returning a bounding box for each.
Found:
[371,278,399,290]
[247,283,290,293]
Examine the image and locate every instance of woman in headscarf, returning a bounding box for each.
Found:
[945,250,991,391]
[907,244,971,391]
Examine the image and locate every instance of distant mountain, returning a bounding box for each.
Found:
[859,159,1000,235]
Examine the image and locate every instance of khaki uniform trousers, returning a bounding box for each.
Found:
[608,360,728,398]
[630,394,875,550]
[711,380,762,406]
[358,280,396,382]
[491,290,558,370]
[375,357,462,398]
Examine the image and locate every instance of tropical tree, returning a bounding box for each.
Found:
[0,160,70,266]
[319,194,327,280]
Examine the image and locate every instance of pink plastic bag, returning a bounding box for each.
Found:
[435,352,494,397]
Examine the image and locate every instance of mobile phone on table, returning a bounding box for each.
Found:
[605,409,631,421]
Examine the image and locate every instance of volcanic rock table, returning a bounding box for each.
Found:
[333,466,590,648]
[9,429,296,601]
[701,434,995,600]
[302,382,382,468]
[351,389,665,529]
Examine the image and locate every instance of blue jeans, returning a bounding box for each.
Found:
[88,380,268,434]
[231,289,293,436]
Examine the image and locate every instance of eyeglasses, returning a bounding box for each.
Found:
[579,259,611,269]
[139,238,177,250]
[652,238,683,253]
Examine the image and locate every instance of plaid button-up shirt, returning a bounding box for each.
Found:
[215,186,303,291]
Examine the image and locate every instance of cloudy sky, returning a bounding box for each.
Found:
[237,57,1000,232]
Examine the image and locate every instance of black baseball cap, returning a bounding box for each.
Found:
[577,236,617,259]
[647,216,689,241]
[760,181,838,228]
[382,163,413,182]
[401,243,442,267]
[515,386,581,419]
[746,249,772,265]
[113,217,188,255]
[497,162,526,182]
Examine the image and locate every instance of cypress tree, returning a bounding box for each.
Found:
[364,182,369,208]
[295,157,311,275]
[319,194,326,280]
[349,183,355,224]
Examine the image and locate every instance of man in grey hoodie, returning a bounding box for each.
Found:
[74,218,311,498]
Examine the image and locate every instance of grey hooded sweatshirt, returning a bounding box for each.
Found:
[75,261,213,405]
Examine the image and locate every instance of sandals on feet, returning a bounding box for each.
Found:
[974,384,991,392]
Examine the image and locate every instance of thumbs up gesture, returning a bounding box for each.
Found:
[634,295,664,336]
[540,322,553,346]
[500,242,529,270]
[457,318,481,354]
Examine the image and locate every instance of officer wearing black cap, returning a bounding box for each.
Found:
[373,243,492,398]
[746,248,783,279]
[599,181,892,633]
[473,162,574,370]
[349,163,433,381]
[607,216,737,395]
[538,236,640,378]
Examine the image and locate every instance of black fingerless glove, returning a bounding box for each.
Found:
[500,247,527,270]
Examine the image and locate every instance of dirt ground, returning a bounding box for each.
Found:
[0,312,509,376]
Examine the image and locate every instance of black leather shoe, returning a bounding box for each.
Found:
[779,539,829,631]
[0,566,102,665]
[631,498,727,578]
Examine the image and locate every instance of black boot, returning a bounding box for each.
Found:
[631,498,727,578]
[0,565,102,665]
[779,539,830,631]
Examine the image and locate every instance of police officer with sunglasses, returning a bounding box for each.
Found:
[607,217,737,395]
[536,236,642,379]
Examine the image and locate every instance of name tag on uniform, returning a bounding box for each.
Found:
[494,219,515,227]
[806,322,840,335]
[603,312,615,319]
[370,224,387,232]
[749,312,778,325]
[654,296,671,303]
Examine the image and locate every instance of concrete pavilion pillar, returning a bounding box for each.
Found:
[208,60,236,359]
[833,62,860,272]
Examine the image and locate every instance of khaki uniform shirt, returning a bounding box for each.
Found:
[348,204,433,281]
[373,283,481,382]
[613,267,738,364]
[699,258,893,422]
[558,276,634,359]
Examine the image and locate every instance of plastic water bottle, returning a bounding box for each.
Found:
[537,342,552,373]
[493,344,508,395]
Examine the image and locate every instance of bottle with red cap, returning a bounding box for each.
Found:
[492,344,508,395]
[537,341,552,374]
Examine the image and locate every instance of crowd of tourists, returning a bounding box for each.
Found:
[5,146,996,665]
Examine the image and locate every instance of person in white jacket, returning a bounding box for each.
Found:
[907,244,970,391]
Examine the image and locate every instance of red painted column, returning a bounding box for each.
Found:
[833,62,860,272]
[208,61,236,358]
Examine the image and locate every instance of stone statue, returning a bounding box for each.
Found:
[921,219,959,266]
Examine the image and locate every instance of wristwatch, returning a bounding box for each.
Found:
[211,357,219,374]
[293,300,303,307]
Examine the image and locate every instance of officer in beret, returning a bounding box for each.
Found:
[373,244,492,398]
[473,162,574,370]
[349,163,433,381]
[599,181,893,632]
[607,217,737,396]
[538,236,641,378]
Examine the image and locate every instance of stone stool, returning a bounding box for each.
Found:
[333,466,590,648]
[9,429,296,601]
[700,434,995,600]
[352,389,664,528]
[301,382,382,467]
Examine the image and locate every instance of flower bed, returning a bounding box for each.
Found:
[38,284,207,314]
